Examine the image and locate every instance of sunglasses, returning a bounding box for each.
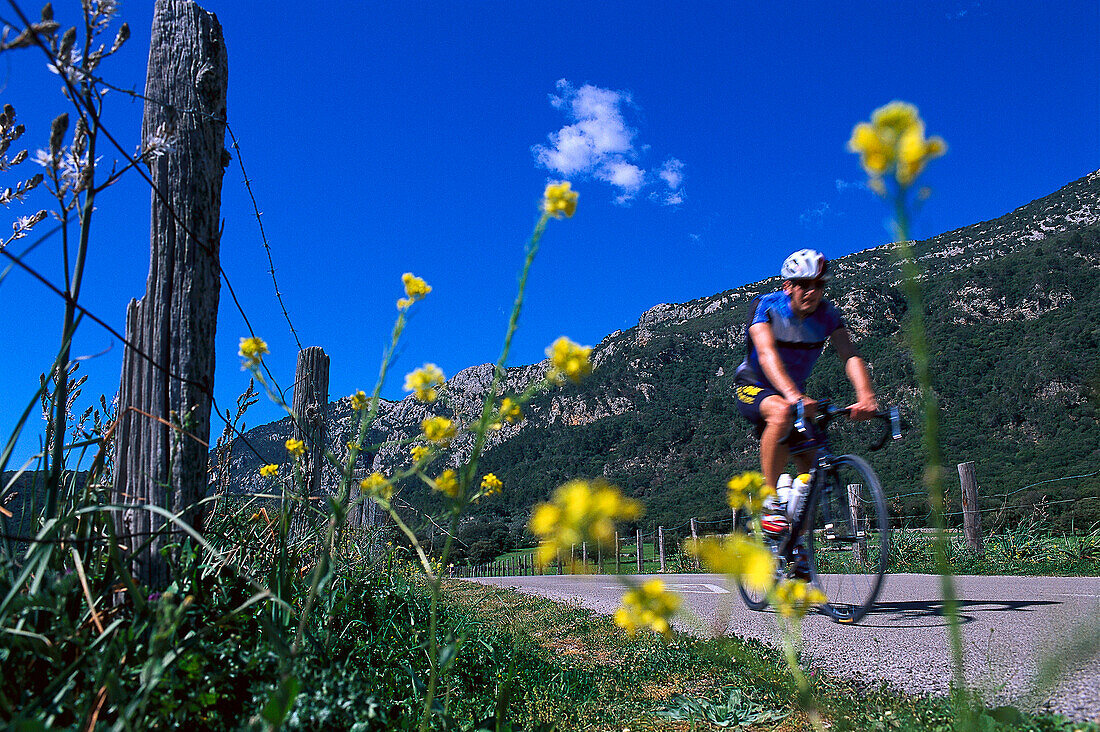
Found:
[790,279,826,291]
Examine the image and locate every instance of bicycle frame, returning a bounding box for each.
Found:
[773,401,901,562]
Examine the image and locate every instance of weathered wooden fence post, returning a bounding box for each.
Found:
[582,541,587,567]
[290,346,329,535]
[658,526,666,573]
[347,460,382,545]
[113,0,228,590]
[615,532,620,574]
[636,528,643,573]
[847,484,866,565]
[958,461,984,555]
[690,517,699,569]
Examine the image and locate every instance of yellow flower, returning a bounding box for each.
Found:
[397,272,431,310]
[528,479,642,567]
[847,100,946,188]
[349,390,367,410]
[404,364,446,403]
[480,473,503,495]
[546,336,592,384]
[238,336,269,368]
[773,578,827,620]
[259,464,278,478]
[688,533,777,594]
[360,472,393,501]
[410,444,430,462]
[490,397,524,431]
[542,181,578,219]
[726,471,775,514]
[421,416,456,445]
[434,469,460,498]
[614,579,681,639]
[285,438,305,457]
[500,397,523,423]
[346,441,361,452]
[872,100,920,138]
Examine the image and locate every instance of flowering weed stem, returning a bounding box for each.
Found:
[852,101,972,728]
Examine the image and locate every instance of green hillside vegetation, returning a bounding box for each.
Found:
[396,203,1100,551]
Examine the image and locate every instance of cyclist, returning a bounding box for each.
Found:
[733,249,879,576]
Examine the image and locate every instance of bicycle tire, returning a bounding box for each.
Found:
[734,512,774,611]
[805,454,889,623]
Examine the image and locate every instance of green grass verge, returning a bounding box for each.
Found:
[445,580,1099,732]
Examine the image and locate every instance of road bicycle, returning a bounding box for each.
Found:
[736,401,902,623]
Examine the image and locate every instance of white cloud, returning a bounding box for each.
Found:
[835,178,866,193]
[947,2,981,19]
[799,201,831,228]
[599,160,645,195]
[659,158,685,189]
[533,80,685,206]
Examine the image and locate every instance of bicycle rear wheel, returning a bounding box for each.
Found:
[805,454,889,623]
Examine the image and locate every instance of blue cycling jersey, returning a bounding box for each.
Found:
[734,291,844,391]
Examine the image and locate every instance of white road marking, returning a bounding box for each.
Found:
[666,583,731,594]
[601,583,730,594]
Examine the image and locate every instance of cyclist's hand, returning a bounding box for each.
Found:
[790,395,818,420]
[846,395,879,421]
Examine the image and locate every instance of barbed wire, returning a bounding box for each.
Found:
[1,6,305,354]
[0,7,322,470]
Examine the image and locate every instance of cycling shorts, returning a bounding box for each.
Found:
[734,380,781,434]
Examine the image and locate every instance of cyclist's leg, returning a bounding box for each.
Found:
[734,382,787,487]
[792,451,813,476]
[757,394,794,490]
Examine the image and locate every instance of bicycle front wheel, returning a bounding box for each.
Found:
[734,512,774,611]
[805,454,889,623]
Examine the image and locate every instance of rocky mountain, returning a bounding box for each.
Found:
[217,170,1100,540]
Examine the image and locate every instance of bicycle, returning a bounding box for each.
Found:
[736,400,903,624]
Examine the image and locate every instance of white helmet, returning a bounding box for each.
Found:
[781,249,831,281]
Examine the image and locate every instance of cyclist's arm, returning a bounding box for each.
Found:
[829,327,878,420]
[749,322,810,407]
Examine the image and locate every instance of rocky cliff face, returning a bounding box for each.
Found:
[216,170,1100,531]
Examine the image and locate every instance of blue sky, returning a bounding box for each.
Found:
[1,1,1097,466]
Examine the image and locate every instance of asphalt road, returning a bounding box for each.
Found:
[466,573,1100,722]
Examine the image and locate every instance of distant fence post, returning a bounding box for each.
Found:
[958,461,984,555]
[690,517,699,569]
[615,532,620,574]
[582,541,587,566]
[113,0,228,590]
[658,526,666,572]
[636,528,643,573]
[847,484,866,565]
[291,346,329,536]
